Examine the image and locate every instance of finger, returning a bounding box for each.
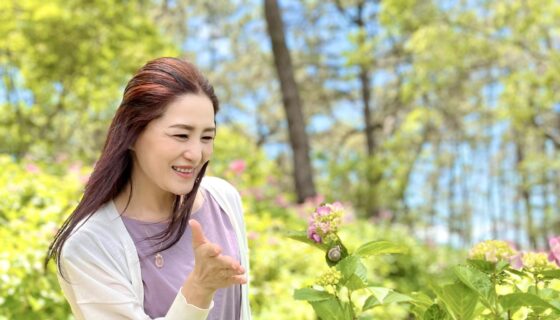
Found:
[227,263,244,274]
[201,243,222,258]
[219,264,245,276]
[189,219,208,249]
[217,269,247,284]
[230,275,247,285]
[215,255,241,270]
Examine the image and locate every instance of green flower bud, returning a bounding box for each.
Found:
[315,267,342,287]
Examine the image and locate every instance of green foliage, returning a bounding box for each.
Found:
[410,253,560,319]
[0,156,83,319]
[4,0,560,319]
[290,203,417,320]
[0,151,471,319]
[0,0,178,161]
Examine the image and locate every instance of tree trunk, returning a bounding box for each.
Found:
[263,0,316,203]
[359,66,375,156]
[460,145,472,246]
[448,148,457,247]
[514,137,537,248]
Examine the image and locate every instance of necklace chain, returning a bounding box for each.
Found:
[142,225,165,269]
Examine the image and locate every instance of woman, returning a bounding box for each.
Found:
[46,57,251,320]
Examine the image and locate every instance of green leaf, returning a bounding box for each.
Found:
[341,300,355,319]
[309,297,352,320]
[434,283,478,320]
[362,295,379,311]
[423,304,449,320]
[285,230,329,251]
[383,291,413,304]
[408,291,436,317]
[500,293,560,314]
[466,259,495,273]
[495,260,510,273]
[453,265,494,304]
[293,288,334,302]
[336,255,367,290]
[507,268,527,277]
[362,288,413,311]
[410,291,436,308]
[354,240,408,257]
[466,259,510,274]
[538,269,560,280]
[345,274,369,291]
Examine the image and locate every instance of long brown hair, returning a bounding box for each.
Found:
[46,57,219,272]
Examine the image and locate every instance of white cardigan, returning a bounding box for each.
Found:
[58,176,251,320]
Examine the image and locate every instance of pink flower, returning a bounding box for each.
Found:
[228,160,246,175]
[248,187,264,200]
[247,231,260,241]
[548,236,560,266]
[318,222,331,233]
[510,253,524,269]
[304,194,325,207]
[275,195,289,208]
[307,225,322,243]
[316,205,331,216]
[330,202,343,211]
[69,163,81,175]
[306,202,344,244]
[26,164,40,173]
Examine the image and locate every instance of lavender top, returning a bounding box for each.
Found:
[121,189,241,319]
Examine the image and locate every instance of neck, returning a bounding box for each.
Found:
[115,183,176,222]
[114,181,205,223]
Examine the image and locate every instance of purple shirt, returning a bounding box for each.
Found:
[122,189,241,319]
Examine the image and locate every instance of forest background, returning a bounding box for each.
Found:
[2,0,560,319]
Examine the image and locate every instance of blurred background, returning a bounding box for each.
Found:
[1,0,560,319]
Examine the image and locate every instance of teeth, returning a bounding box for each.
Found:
[173,166,194,173]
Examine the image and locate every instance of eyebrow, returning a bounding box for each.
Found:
[169,124,216,132]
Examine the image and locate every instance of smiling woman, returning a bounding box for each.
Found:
[45,57,251,320]
[126,94,216,202]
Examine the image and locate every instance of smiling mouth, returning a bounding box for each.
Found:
[172,166,195,174]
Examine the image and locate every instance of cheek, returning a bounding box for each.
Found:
[203,144,214,159]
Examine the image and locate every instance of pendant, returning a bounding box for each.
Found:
[155,253,164,268]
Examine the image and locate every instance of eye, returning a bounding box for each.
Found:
[202,136,214,141]
[173,134,189,140]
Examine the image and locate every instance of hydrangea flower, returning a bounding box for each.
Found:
[315,267,342,294]
[522,252,559,272]
[548,236,560,267]
[469,240,518,263]
[307,202,344,244]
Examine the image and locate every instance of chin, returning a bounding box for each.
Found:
[170,185,196,196]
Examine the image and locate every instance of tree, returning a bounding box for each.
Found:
[263,0,316,203]
[0,0,177,162]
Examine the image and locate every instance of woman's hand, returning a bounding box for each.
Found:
[181,219,246,308]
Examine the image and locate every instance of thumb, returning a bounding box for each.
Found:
[189,219,207,249]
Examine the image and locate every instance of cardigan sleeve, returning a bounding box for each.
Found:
[58,231,213,320]
[201,176,252,319]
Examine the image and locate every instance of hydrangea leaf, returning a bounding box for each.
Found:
[354,240,408,257]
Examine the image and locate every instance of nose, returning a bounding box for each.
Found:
[182,140,203,164]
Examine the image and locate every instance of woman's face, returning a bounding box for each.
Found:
[131,93,215,196]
